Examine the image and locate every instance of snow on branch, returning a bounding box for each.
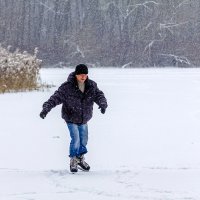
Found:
[158,53,191,65]
[143,36,166,58]
[170,0,192,21]
[33,0,69,15]
[159,20,192,36]
[106,1,160,20]
[175,0,191,9]
[65,39,91,60]
[128,0,159,9]
[76,45,85,58]
[160,21,190,29]
[135,22,153,35]
[121,62,133,68]
[127,1,159,13]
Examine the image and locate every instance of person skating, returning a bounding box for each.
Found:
[40,64,108,173]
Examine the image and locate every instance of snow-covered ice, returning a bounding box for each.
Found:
[0,67,200,200]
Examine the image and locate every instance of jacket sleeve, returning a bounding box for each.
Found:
[94,85,108,109]
[42,83,67,113]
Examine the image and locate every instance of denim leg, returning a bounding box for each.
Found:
[78,124,88,156]
[67,123,80,157]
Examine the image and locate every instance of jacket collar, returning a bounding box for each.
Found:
[67,72,93,90]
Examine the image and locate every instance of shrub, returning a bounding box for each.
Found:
[0,45,42,93]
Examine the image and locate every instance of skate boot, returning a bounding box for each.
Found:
[77,155,90,171]
[70,157,78,173]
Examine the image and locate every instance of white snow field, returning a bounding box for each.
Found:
[0,67,200,200]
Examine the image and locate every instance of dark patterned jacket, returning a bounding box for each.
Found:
[42,72,108,124]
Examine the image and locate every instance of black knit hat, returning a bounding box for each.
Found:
[75,64,88,75]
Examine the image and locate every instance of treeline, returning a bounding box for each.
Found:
[0,0,200,67]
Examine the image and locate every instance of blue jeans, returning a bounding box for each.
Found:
[67,123,88,157]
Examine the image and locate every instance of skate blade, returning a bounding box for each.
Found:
[78,166,90,172]
[70,171,78,174]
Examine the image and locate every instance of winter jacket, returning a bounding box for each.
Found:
[42,72,108,124]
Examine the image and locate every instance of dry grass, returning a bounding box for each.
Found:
[0,45,42,93]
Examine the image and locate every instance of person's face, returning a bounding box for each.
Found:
[76,74,88,83]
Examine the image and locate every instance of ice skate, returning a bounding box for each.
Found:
[70,157,79,173]
[77,155,90,171]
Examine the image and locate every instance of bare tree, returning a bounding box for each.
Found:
[0,0,199,67]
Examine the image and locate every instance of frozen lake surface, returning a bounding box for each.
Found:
[0,67,200,200]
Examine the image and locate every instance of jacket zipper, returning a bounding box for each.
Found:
[81,96,84,124]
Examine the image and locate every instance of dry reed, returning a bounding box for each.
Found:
[0,45,42,93]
